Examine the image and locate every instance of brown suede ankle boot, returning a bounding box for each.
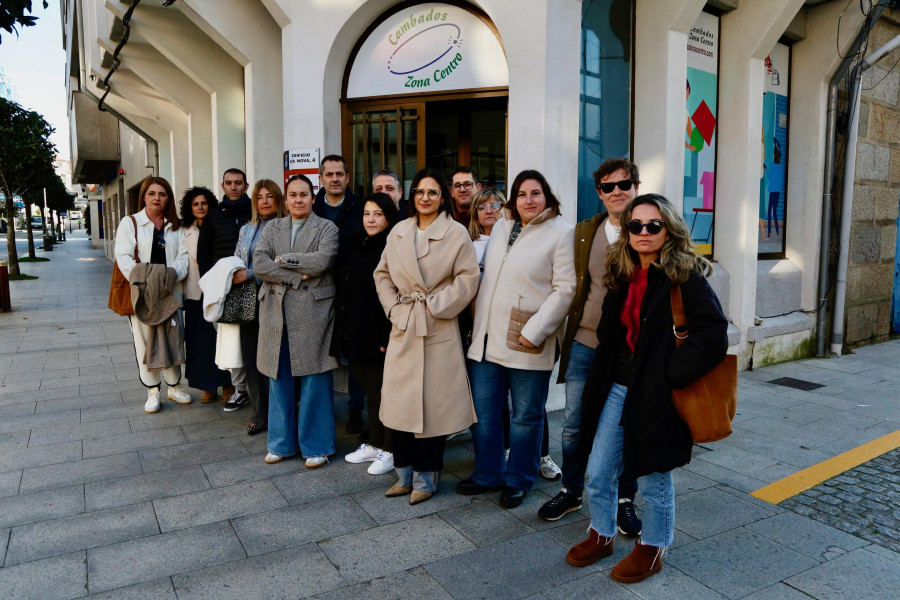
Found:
[610,540,663,583]
[565,528,614,567]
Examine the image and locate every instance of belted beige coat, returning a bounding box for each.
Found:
[374,212,480,437]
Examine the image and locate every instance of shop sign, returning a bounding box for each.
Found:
[758,43,790,255]
[283,148,320,195]
[684,10,719,255]
[347,3,508,98]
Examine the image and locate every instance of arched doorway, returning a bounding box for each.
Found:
[341,2,509,197]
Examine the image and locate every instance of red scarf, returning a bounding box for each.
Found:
[620,268,649,352]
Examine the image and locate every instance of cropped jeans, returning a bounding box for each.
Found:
[585,383,675,548]
[267,329,336,459]
[563,342,638,501]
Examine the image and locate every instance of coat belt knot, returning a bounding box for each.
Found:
[399,292,428,337]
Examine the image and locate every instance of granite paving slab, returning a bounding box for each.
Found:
[85,465,210,511]
[152,480,288,532]
[171,544,346,600]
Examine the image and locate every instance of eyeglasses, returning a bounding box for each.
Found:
[411,188,441,201]
[476,201,503,212]
[452,181,476,191]
[597,179,635,194]
[625,219,666,235]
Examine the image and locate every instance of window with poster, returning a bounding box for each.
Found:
[683,10,720,257]
[758,41,790,258]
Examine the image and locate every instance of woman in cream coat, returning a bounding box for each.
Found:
[458,169,576,509]
[114,176,191,414]
[374,168,479,505]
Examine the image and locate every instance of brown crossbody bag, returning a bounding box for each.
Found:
[670,285,737,443]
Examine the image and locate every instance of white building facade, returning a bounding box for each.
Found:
[63,0,900,367]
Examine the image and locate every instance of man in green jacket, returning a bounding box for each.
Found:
[538,158,642,535]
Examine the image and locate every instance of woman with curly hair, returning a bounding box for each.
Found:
[566,193,728,583]
[180,186,231,403]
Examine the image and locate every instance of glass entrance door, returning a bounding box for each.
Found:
[344,102,424,199]
[344,95,508,197]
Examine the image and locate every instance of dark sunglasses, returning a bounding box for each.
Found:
[597,179,635,194]
[625,219,666,235]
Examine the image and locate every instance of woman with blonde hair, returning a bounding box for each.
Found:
[567,193,727,583]
[230,179,285,432]
[467,187,506,266]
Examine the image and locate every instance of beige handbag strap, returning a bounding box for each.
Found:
[670,285,689,349]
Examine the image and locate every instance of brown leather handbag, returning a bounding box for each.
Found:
[108,215,139,316]
[670,285,737,443]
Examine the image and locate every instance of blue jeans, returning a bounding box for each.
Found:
[561,341,594,497]
[267,331,336,458]
[563,342,639,500]
[585,383,675,547]
[469,359,551,491]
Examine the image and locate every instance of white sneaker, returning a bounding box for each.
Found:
[367,450,394,475]
[144,387,161,413]
[167,384,192,405]
[345,443,380,464]
[306,456,328,469]
[540,455,562,480]
[264,452,284,464]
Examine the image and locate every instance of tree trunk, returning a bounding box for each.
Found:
[0,172,20,276]
[23,201,35,258]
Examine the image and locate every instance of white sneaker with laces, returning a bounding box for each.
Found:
[345,443,380,464]
[144,387,161,413]
[167,384,192,405]
[540,455,562,480]
[306,456,328,468]
[367,450,394,475]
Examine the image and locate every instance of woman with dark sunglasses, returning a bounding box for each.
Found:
[566,194,728,583]
[374,168,480,505]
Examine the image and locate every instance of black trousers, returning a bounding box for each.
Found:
[393,431,446,472]
[349,362,392,451]
[239,318,269,427]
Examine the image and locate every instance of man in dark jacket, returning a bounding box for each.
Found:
[197,167,253,412]
[312,155,366,434]
[538,158,642,534]
[372,168,408,217]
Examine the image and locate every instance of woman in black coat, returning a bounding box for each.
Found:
[331,193,402,476]
[566,194,728,583]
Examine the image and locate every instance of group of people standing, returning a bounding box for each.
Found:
[114,155,727,584]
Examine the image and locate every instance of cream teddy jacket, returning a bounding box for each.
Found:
[468,209,576,371]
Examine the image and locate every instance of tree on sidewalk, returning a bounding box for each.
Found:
[0,97,56,275]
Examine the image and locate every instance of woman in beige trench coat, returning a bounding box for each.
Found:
[374,168,480,505]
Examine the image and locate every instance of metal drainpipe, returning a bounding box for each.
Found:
[816,4,886,357]
[830,32,900,356]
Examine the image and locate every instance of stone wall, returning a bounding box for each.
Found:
[844,12,900,347]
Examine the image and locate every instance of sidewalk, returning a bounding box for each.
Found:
[0,233,899,600]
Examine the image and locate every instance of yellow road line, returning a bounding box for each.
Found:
[750,428,900,504]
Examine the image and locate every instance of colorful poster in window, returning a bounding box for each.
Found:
[684,11,719,255]
[759,43,789,254]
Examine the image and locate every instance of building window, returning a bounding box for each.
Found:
[577,0,634,222]
[684,10,720,256]
[758,42,790,257]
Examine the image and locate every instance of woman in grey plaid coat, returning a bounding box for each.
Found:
[253,174,340,469]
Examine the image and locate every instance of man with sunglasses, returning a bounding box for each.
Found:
[449,166,482,228]
[538,158,642,537]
